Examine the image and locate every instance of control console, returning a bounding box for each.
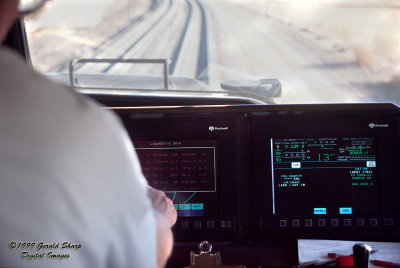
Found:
[114,104,400,242]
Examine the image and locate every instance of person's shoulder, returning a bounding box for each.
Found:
[0,46,118,123]
[0,47,91,106]
[0,46,128,153]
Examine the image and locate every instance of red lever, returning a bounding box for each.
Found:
[337,256,354,268]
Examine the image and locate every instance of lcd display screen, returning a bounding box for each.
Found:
[135,140,218,217]
[271,137,378,216]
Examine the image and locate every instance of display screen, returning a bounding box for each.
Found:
[135,140,217,217]
[271,137,378,216]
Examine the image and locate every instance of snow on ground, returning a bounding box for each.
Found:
[25,0,151,72]
[243,0,400,83]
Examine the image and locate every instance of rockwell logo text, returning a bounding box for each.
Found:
[369,123,389,128]
[209,126,229,131]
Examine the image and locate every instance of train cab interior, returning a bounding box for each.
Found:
[2,0,400,267]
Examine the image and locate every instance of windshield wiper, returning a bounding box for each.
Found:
[68,58,282,104]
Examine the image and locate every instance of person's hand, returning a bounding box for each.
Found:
[148,186,177,268]
[148,186,177,227]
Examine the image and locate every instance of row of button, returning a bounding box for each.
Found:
[176,220,232,229]
[279,218,395,228]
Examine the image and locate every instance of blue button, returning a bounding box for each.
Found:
[179,204,191,210]
[340,207,352,214]
[314,208,327,215]
[178,210,191,217]
[173,204,179,210]
[191,203,204,210]
[191,210,204,217]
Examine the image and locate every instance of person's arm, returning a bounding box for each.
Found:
[148,186,177,268]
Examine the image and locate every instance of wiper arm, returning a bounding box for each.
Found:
[221,79,282,98]
[69,58,170,89]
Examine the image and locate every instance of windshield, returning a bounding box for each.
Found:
[24,0,400,104]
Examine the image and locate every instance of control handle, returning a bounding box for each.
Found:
[184,241,246,268]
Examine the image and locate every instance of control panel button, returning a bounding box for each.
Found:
[314,208,327,215]
[191,203,204,210]
[207,221,215,229]
[305,219,312,227]
[292,219,300,227]
[194,221,202,229]
[339,207,352,215]
[178,210,191,217]
[279,220,287,227]
[383,218,395,226]
[181,221,189,229]
[370,218,378,226]
[318,219,326,227]
[221,221,231,228]
[331,219,339,227]
[191,210,204,217]
[356,219,365,226]
[291,162,301,168]
[179,204,191,210]
[344,219,352,226]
